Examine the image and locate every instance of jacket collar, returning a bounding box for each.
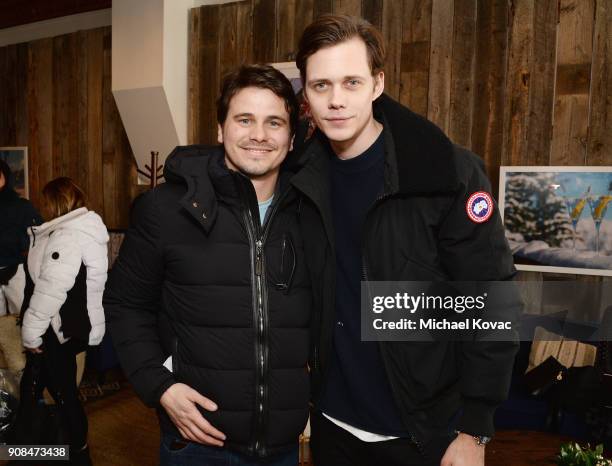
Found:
[374,94,459,194]
[31,207,89,237]
[291,94,460,196]
[163,145,224,235]
[162,144,296,235]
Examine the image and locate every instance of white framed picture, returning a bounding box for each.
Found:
[0,146,29,199]
[499,166,612,276]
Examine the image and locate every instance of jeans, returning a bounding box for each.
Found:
[159,433,299,466]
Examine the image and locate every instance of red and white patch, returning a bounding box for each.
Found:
[466,191,494,223]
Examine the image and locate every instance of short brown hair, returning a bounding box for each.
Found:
[217,64,299,134]
[42,177,86,219]
[296,14,386,82]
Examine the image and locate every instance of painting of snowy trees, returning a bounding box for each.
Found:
[499,167,612,276]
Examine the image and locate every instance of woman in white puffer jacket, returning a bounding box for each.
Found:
[14,177,108,466]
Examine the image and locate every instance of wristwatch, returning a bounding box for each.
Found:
[455,430,492,446]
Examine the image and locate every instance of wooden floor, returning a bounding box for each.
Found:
[85,386,573,465]
[0,382,589,465]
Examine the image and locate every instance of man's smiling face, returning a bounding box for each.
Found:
[218,86,293,179]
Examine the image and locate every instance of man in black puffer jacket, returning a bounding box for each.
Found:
[289,14,520,466]
[104,65,312,465]
[0,158,42,315]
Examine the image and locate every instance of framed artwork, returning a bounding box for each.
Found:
[499,166,612,276]
[0,146,28,198]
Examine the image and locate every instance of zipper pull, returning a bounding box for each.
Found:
[255,240,263,276]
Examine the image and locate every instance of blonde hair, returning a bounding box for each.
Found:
[42,177,86,219]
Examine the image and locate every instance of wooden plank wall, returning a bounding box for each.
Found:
[0,26,144,229]
[188,0,611,294]
[188,0,612,183]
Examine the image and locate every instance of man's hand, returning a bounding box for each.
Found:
[160,383,226,447]
[440,433,485,466]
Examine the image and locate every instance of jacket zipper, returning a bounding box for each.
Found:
[173,338,180,377]
[360,193,425,454]
[243,187,289,458]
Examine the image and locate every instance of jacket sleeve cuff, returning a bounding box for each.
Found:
[456,400,497,437]
[151,376,178,408]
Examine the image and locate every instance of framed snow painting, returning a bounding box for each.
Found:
[499,166,612,276]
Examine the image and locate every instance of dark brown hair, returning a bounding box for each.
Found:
[296,14,386,82]
[217,64,299,134]
[42,177,86,219]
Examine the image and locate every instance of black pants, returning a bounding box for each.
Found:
[13,328,88,449]
[310,411,455,466]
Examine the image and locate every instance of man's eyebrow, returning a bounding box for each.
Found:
[306,77,330,85]
[307,75,367,85]
[232,113,288,122]
[266,115,288,123]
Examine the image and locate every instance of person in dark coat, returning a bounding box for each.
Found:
[289,14,520,466]
[104,65,312,466]
[0,158,41,315]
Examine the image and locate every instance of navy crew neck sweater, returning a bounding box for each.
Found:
[319,130,408,437]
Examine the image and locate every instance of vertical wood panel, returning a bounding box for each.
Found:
[0,47,8,144]
[291,0,314,52]
[188,8,201,145]
[501,0,534,165]
[294,0,315,53]
[551,0,594,165]
[77,30,89,194]
[381,0,403,100]
[219,2,239,77]
[101,28,118,228]
[448,0,476,148]
[52,34,79,180]
[332,0,361,16]
[362,0,383,29]
[427,0,454,131]
[399,0,432,116]
[313,0,333,18]
[27,38,54,208]
[115,122,131,228]
[525,0,557,166]
[278,0,297,61]
[236,1,254,65]
[587,0,612,166]
[1,27,141,227]
[471,0,509,190]
[15,43,29,147]
[199,6,221,145]
[2,45,18,145]
[253,0,277,62]
[86,29,104,216]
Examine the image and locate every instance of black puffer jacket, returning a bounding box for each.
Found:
[290,94,519,450]
[104,146,311,458]
[0,159,42,268]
